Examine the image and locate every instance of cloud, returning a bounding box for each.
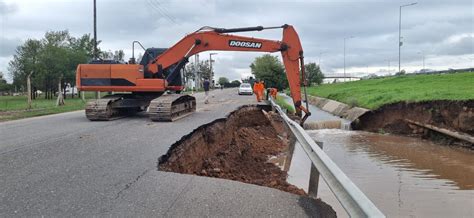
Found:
[0,0,473,81]
[0,0,17,14]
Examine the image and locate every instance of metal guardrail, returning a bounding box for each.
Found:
[269,98,385,218]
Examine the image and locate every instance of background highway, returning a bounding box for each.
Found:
[0,88,325,216]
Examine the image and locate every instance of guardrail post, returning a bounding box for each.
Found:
[308,141,323,198]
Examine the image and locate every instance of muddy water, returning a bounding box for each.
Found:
[308,130,474,217]
[282,95,474,217]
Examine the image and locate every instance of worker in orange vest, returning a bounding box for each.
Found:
[258,81,265,101]
[253,80,262,102]
[269,88,278,99]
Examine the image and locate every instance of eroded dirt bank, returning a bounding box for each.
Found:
[158,105,304,194]
[158,105,335,216]
[352,100,473,146]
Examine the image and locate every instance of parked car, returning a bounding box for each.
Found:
[238,83,253,95]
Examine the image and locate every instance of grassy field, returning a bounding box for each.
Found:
[306,72,474,109]
[275,94,295,114]
[0,92,103,122]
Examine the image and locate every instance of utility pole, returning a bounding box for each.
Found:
[399,2,417,74]
[93,0,98,60]
[93,0,100,99]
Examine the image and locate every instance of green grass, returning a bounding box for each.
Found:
[306,72,474,109]
[0,92,103,121]
[275,94,295,114]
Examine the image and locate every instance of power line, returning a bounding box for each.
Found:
[146,0,178,24]
[153,0,178,24]
[153,0,178,22]
[146,0,166,21]
[145,0,170,23]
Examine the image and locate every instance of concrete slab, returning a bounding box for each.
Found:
[307,95,369,122]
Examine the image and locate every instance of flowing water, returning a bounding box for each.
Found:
[282,96,474,217]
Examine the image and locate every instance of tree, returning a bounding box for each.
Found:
[68,33,96,58]
[218,77,229,85]
[304,62,324,86]
[98,49,125,62]
[9,30,98,104]
[396,69,406,76]
[198,60,212,80]
[8,39,42,108]
[250,54,287,90]
[0,72,13,93]
[230,80,241,87]
[8,39,42,92]
[38,30,74,105]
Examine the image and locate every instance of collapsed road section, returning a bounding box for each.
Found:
[158,105,303,194]
[352,100,474,146]
[158,105,336,216]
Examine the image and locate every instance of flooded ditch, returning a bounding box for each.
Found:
[283,96,474,217]
[310,129,474,217]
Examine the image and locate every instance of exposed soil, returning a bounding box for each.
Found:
[352,100,474,146]
[158,105,307,194]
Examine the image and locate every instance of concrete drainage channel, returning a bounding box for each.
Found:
[158,105,335,216]
[158,104,384,217]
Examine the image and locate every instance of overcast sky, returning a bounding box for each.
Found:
[1,0,473,82]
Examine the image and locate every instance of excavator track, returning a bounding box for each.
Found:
[148,94,196,122]
[85,96,124,121]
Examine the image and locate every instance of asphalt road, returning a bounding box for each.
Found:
[0,88,324,216]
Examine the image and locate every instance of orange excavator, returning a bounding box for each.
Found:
[76,24,311,123]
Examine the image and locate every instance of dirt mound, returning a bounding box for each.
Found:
[352,100,474,145]
[158,105,308,195]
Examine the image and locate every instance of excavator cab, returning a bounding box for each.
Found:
[139,48,184,87]
[139,48,166,78]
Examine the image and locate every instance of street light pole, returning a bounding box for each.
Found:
[399,2,417,74]
[385,59,391,75]
[209,53,218,87]
[344,36,354,82]
[422,54,425,71]
[319,51,326,66]
[418,51,425,71]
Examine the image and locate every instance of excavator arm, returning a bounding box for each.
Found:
[147,25,310,120]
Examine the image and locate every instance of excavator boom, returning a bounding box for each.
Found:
[147,24,310,118]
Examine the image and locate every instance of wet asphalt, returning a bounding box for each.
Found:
[0,88,325,217]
